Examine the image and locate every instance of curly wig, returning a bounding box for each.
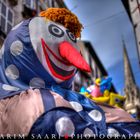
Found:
[39,8,83,38]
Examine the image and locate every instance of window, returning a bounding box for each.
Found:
[8,10,13,23]
[1,16,5,31]
[1,3,6,15]
[0,1,14,34]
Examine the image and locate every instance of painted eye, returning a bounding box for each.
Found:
[66,30,76,43]
[48,24,64,37]
[115,98,120,103]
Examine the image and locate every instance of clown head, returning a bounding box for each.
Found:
[29,8,91,83]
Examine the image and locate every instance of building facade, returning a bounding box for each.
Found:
[122,0,140,62]
[0,0,66,48]
[123,41,140,119]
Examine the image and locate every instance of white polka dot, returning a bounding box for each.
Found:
[107,128,120,137]
[135,132,140,138]
[83,128,95,137]
[10,40,23,56]
[55,117,75,137]
[70,101,83,112]
[12,21,23,30]
[2,84,19,91]
[5,64,19,80]
[88,110,102,121]
[29,77,45,88]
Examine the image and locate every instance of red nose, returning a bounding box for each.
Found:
[59,41,91,72]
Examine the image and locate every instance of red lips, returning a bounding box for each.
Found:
[41,39,75,80]
[41,38,91,81]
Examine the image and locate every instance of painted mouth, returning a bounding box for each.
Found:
[41,38,75,80]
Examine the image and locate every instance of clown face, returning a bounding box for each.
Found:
[29,17,90,83]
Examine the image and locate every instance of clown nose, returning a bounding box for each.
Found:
[59,41,91,72]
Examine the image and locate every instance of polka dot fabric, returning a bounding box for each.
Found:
[0,18,107,136]
[29,107,98,137]
[0,19,74,99]
[0,17,140,137]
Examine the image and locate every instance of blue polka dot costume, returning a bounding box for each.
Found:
[0,17,140,138]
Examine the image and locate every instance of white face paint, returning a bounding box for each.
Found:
[29,17,79,83]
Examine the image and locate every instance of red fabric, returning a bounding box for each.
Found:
[59,41,91,72]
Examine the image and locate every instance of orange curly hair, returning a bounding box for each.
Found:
[39,8,83,38]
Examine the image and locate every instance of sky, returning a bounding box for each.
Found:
[65,0,140,95]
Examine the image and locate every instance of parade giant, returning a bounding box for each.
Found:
[0,8,139,138]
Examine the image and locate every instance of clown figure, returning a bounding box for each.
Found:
[0,8,139,137]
